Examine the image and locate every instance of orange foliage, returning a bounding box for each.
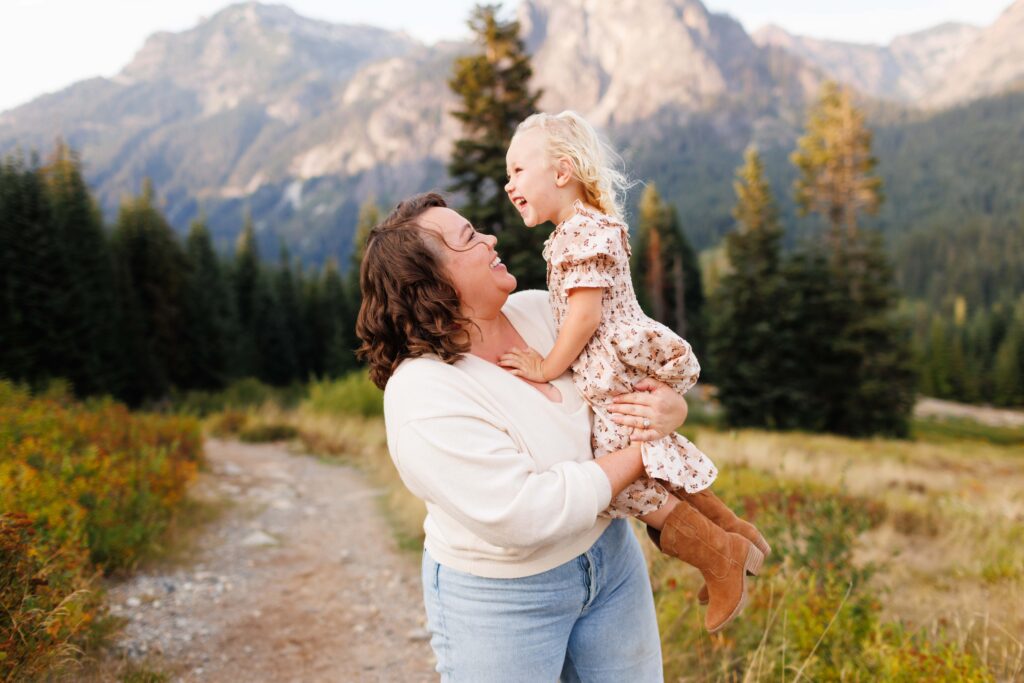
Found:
[0,381,202,679]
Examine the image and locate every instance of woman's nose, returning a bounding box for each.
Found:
[504,178,513,193]
[485,233,498,247]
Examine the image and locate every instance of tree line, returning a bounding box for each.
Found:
[0,143,376,406]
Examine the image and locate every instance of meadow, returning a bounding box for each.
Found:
[223,372,1024,682]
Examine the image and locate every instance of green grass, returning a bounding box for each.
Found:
[911,416,1024,447]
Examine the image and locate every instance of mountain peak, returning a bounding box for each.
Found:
[119,2,418,114]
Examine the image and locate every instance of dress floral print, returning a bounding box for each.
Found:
[544,200,718,518]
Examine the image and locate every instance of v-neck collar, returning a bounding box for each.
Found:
[463,304,583,413]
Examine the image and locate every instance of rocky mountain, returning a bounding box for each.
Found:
[0,0,1020,264]
[520,0,810,126]
[754,0,1024,108]
[927,0,1024,106]
[753,22,979,104]
[0,0,822,262]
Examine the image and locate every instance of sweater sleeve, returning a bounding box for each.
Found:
[392,412,612,549]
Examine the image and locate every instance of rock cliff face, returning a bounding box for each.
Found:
[926,0,1024,107]
[519,0,777,125]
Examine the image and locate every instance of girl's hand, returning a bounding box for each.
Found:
[499,347,549,382]
[608,377,688,441]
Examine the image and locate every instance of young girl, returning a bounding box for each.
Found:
[499,111,771,633]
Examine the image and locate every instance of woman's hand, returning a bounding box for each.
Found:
[607,377,688,441]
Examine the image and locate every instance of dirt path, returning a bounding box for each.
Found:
[914,396,1024,428]
[103,438,436,682]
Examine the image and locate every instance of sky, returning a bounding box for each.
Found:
[0,0,1013,114]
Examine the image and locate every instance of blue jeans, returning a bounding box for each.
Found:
[421,519,663,682]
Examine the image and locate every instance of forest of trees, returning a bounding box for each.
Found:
[1,8,1021,425]
[0,144,374,406]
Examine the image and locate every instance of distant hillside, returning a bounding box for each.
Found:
[754,0,1024,108]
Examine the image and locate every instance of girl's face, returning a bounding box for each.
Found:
[419,206,517,318]
[505,128,566,228]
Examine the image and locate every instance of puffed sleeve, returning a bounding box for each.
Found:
[548,216,625,291]
[392,415,612,549]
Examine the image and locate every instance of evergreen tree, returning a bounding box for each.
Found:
[0,154,57,386]
[232,212,261,378]
[708,148,789,428]
[792,84,914,437]
[449,3,546,289]
[181,216,236,389]
[774,248,853,431]
[792,81,883,241]
[41,141,120,397]
[340,198,380,371]
[252,270,296,386]
[110,179,188,403]
[993,318,1024,406]
[273,244,304,381]
[631,184,704,346]
[827,231,916,436]
[320,260,351,377]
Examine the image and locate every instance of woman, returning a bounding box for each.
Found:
[357,193,688,682]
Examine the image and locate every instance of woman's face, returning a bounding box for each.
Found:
[419,206,517,318]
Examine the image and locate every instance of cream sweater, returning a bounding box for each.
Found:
[383,290,613,578]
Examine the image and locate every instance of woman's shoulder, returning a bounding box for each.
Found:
[386,355,463,396]
[505,289,550,317]
[505,290,557,342]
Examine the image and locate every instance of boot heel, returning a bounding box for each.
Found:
[745,543,765,576]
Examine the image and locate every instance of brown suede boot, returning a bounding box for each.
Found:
[684,489,771,606]
[658,499,764,633]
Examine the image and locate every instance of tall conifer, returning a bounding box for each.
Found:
[182,216,236,389]
[41,141,120,396]
[449,4,546,288]
[709,148,788,427]
[792,85,914,435]
[110,179,188,403]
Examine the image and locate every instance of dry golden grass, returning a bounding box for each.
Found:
[692,427,1024,653]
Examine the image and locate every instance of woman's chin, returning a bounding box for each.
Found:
[497,268,517,291]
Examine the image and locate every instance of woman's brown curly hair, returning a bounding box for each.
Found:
[356,192,473,389]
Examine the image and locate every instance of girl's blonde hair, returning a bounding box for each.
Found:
[514,111,630,221]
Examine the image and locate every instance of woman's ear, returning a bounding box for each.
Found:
[554,158,574,188]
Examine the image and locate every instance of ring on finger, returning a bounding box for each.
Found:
[642,417,651,428]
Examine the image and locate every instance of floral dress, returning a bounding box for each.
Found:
[543,201,718,518]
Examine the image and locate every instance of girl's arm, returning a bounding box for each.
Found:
[499,287,603,382]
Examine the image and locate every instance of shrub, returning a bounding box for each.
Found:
[304,371,383,418]
[238,422,299,443]
[207,409,249,436]
[170,378,307,417]
[0,380,202,678]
